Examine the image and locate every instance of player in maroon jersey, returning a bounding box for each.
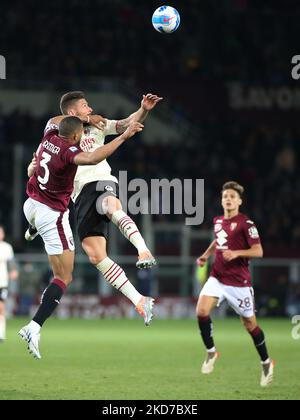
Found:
[19,116,143,359]
[196,181,274,387]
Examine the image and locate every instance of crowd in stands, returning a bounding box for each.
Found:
[1,0,297,84]
[0,108,299,255]
[0,0,299,256]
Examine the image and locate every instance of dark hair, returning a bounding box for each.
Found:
[60,91,85,115]
[59,116,83,138]
[222,181,244,197]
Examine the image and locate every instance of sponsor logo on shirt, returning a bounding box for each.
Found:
[216,229,228,247]
[80,137,96,152]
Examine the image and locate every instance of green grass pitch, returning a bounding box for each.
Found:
[0,318,299,400]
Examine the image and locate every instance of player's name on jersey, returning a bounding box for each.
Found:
[43,140,60,155]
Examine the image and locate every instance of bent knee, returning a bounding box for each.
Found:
[88,253,107,266]
[196,306,211,318]
[242,319,257,333]
[102,196,122,218]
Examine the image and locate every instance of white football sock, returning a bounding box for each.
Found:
[111,210,149,254]
[97,257,142,306]
[0,315,6,339]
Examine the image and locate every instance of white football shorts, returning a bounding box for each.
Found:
[200,276,255,318]
[23,198,75,255]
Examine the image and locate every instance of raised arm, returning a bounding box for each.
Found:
[49,115,106,131]
[115,93,163,134]
[74,122,144,166]
[196,240,216,266]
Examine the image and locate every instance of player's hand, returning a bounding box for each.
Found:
[123,122,144,139]
[31,152,37,168]
[141,93,163,111]
[88,115,106,130]
[196,256,207,267]
[222,250,239,261]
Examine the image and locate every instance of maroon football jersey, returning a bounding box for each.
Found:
[210,213,261,287]
[26,129,82,212]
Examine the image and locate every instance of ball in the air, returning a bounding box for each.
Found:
[152,5,180,34]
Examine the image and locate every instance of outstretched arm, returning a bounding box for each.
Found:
[49,115,106,131]
[74,122,144,166]
[116,93,163,134]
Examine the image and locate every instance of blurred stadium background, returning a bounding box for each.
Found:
[0,0,300,325]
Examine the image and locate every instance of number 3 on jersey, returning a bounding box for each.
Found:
[38,152,52,188]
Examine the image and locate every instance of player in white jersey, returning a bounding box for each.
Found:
[0,226,18,341]
[26,91,162,323]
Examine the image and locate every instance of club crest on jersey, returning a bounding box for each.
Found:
[230,223,237,231]
[214,223,222,232]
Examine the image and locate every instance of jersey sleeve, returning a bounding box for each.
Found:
[44,119,59,134]
[243,219,261,246]
[62,145,82,164]
[104,119,118,136]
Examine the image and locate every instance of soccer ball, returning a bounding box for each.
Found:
[152,6,180,34]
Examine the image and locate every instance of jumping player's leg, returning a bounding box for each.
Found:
[19,250,74,359]
[82,236,154,325]
[241,315,274,387]
[102,195,156,268]
[32,250,74,327]
[21,200,75,358]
